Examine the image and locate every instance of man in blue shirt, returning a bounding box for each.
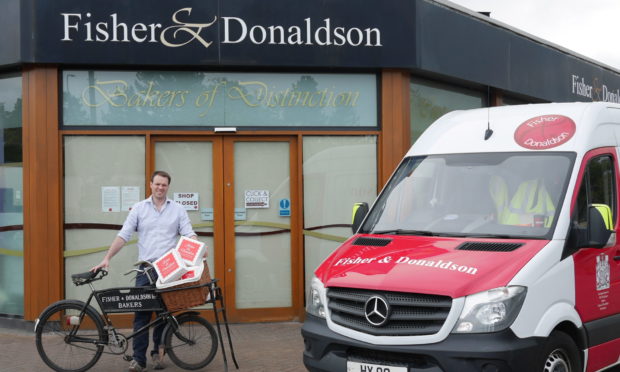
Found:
[92,170,197,372]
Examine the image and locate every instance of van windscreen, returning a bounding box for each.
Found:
[362,152,576,239]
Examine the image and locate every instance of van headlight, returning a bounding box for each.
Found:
[453,286,526,333]
[306,276,327,319]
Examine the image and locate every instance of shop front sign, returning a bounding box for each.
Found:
[61,9,382,49]
[570,74,620,103]
[22,0,414,68]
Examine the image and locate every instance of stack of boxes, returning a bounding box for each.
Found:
[154,236,208,288]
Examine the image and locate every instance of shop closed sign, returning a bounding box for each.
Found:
[174,193,199,210]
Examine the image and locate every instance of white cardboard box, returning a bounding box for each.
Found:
[156,263,204,289]
[175,236,207,266]
[153,249,188,284]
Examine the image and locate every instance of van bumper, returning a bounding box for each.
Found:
[302,314,545,372]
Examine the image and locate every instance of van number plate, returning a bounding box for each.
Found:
[346,361,407,372]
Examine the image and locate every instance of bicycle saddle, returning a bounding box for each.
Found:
[71,269,107,285]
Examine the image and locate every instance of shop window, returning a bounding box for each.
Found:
[63,71,378,129]
[0,75,23,315]
[63,136,145,303]
[410,77,484,144]
[302,136,377,295]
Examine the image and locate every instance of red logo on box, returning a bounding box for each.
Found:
[178,240,200,261]
[514,115,576,149]
[156,253,180,278]
[181,270,196,280]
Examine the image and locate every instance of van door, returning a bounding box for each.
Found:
[571,147,620,371]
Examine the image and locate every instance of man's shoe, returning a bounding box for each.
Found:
[152,352,165,370]
[128,359,147,372]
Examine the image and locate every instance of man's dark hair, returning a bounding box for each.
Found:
[151,170,171,184]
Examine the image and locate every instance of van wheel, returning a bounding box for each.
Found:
[540,331,580,372]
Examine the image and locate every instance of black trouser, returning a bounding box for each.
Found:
[132,268,164,367]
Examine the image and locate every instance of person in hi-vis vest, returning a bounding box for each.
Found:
[490,176,555,227]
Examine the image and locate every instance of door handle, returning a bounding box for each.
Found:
[614,256,620,261]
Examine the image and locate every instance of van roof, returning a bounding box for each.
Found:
[408,102,620,156]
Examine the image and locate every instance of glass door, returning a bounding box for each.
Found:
[153,136,299,321]
[224,137,299,321]
[154,139,222,281]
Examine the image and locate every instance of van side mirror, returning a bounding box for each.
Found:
[579,204,614,249]
[351,202,369,234]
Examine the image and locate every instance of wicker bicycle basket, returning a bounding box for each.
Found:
[159,263,211,311]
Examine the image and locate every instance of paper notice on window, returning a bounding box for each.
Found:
[244,190,269,208]
[121,186,140,211]
[102,186,120,212]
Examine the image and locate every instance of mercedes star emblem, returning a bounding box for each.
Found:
[364,295,390,326]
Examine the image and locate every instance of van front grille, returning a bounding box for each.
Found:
[327,287,452,336]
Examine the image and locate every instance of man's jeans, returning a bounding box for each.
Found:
[132,269,164,366]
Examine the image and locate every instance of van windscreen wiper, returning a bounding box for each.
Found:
[463,233,514,239]
[372,229,435,236]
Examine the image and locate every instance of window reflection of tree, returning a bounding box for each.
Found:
[1,98,22,163]
[100,71,207,126]
[63,87,90,125]
[410,86,451,142]
[284,76,328,127]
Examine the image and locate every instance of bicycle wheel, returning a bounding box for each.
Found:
[164,314,218,370]
[35,300,106,372]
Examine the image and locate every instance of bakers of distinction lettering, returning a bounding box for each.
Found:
[80,79,360,117]
[61,8,382,48]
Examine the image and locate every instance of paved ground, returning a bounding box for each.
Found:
[5,321,618,372]
[0,321,305,372]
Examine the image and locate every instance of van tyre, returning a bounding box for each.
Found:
[540,331,581,372]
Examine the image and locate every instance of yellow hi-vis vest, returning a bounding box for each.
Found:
[502,179,555,227]
[490,176,509,222]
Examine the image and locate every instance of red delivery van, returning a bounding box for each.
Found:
[302,102,620,372]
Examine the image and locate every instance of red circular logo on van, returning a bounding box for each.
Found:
[514,115,576,149]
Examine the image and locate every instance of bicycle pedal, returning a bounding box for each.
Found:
[123,355,133,362]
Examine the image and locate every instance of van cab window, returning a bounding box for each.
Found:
[574,155,616,227]
[362,152,576,238]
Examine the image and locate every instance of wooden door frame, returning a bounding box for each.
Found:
[223,136,301,322]
[149,136,226,319]
[150,135,301,322]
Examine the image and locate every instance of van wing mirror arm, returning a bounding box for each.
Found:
[575,204,615,249]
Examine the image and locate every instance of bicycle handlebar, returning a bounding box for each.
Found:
[124,261,154,275]
[72,261,156,287]
[124,262,157,285]
[124,268,145,276]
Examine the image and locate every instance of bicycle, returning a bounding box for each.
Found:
[34,264,237,372]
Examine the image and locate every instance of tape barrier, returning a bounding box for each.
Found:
[63,239,138,257]
[302,230,348,243]
[1,221,349,258]
[0,248,22,257]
